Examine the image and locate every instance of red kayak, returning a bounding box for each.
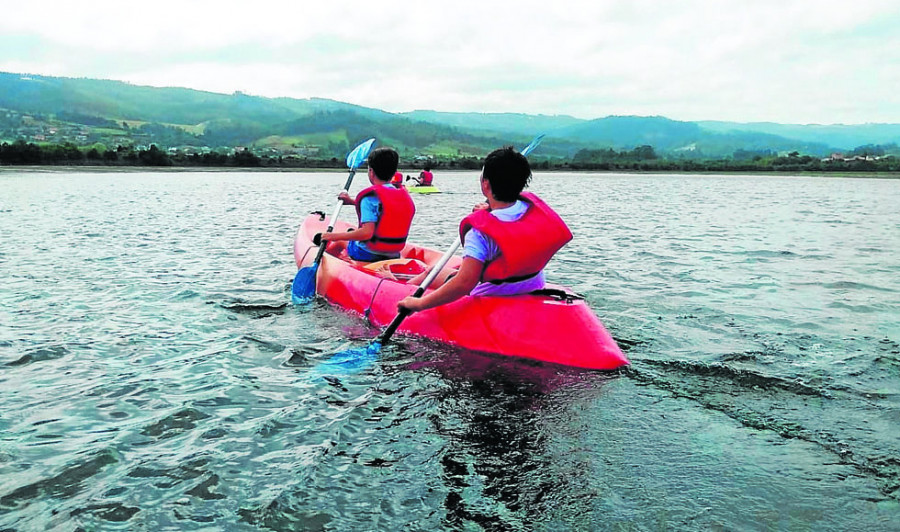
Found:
[294,213,629,370]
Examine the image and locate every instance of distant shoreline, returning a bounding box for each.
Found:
[3,165,898,179]
[0,165,343,173]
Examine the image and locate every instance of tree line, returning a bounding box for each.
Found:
[567,145,899,172]
[2,139,898,173]
[0,140,268,167]
[0,140,487,170]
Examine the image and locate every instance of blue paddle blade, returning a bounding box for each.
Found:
[309,341,382,377]
[521,134,545,156]
[330,341,380,365]
[291,263,318,303]
[327,340,381,365]
[346,138,376,169]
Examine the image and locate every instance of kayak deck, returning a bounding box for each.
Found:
[294,213,628,370]
[408,185,441,194]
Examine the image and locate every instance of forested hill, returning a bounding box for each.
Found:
[2,71,899,162]
[698,121,900,150]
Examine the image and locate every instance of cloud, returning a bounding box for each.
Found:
[1,0,899,123]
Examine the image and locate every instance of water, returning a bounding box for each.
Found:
[1,168,899,530]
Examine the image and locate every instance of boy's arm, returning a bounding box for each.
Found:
[321,222,375,242]
[398,257,482,312]
[337,191,355,205]
[322,193,378,242]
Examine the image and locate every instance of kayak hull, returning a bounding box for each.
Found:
[408,185,441,194]
[294,213,628,370]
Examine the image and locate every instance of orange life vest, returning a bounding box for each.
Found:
[459,192,572,283]
[355,184,416,254]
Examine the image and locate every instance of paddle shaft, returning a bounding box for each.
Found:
[377,238,462,343]
[312,168,360,264]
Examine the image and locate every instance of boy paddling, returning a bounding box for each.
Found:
[410,165,434,186]
[398,146,571,313]
[319,147,416,262]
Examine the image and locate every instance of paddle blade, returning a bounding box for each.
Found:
[291,264,319,303]
[347,138,376,169]
[310,341,382,377]
[330,340,381,361]
[332,341,381,365]
[521,134,545,156]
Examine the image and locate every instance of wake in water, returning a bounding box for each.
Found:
[626,331,900,500]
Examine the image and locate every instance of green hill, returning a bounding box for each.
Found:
[698,121,900,151]
[3,71,899,162]
[401,110,583,136]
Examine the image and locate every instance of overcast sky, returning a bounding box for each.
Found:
[2,0,898,124]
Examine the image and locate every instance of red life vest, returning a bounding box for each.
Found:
[459,192,572,283]
[391,172,403,185]
[420,170,433,186]
[355,184,416,254]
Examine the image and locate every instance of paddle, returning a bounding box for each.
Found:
[325,134,546,362]
[291,138,376,303]
[312,240,462,369]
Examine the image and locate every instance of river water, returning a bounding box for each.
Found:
[1,168,899,531]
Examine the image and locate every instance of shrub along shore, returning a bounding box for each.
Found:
[2,139,898,174]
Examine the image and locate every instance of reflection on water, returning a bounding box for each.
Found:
[1,169,899,530]
[411,350,619,530]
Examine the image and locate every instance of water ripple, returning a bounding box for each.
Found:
[1,170,898,530]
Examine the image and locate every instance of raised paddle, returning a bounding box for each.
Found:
[291,138,376,303]
[323,134,546,363]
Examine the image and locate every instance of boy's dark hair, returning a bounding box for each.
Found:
[367,147,399,181]
[482,146,531,202]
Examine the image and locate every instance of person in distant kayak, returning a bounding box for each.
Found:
[398,146,571,313]
[391,171,404,186]
[411,165,434,186]
[319,147,416,261]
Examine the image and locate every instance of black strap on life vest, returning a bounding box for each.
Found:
[370,235,408,244]
[486,271,540,285]
[529,288,585,303]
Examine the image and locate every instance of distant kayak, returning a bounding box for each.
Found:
[294,213,628,370]
[408,185,441,194]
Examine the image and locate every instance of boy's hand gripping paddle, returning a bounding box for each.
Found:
[291,138,376,303]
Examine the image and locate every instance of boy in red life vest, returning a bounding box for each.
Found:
[413,165,433,186]
[319,147,416,262]
[398,146,571,313]
[390,171,404,186]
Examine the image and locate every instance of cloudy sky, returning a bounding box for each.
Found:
[2,0,898,124]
